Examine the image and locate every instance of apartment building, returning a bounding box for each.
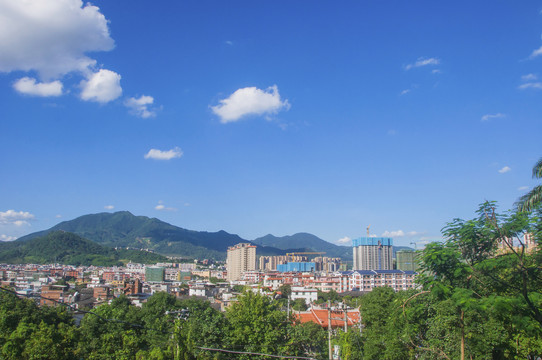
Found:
[226,243,256,281]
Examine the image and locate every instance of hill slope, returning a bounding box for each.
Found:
[0,231,168,266]
[16,212,286,260]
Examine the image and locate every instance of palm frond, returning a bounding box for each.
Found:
[534,157,542,179]
[516,185,542,212]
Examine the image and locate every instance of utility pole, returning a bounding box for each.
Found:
[344,305,348,333]
[287,296,290,318]
[328,300,332,360]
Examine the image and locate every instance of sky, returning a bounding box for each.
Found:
[1,1,541,248]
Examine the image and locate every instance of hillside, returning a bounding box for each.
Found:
[0,231,168,266]
[16,212,286,260]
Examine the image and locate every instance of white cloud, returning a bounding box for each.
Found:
[55,214,62,218]
[0,0,114,79]
[521,73,537,81]
[13,77,62,97]
[481,113,506,122]
[382,230,405,237]
[211,85,290,123]
[405,57,440,70]
[144,147,183,160]
[518,186,529,191]
[0,210,35,226]
[432,69,441,74]
[104,205,114,210]
[155,201,177,211]
[80,69,122,103]
[400,89,411,96]
[498,166,511,174]
[124,95,156,118]
[529,45,542,59]
[518,82,542,90]
[337,236,351,244]
[0,234,17,241]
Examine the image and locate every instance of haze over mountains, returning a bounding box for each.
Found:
[12,211,362,261]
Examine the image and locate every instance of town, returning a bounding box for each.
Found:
[0,236,417,318]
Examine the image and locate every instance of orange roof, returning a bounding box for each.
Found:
[295,308,360,329]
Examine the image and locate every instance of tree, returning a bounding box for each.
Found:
[225,291,289,359]
[416,202,542,359]
[517,157,542,212]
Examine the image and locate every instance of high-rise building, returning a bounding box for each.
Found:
[352,237,393,270]
[227,243,256,281]
[396,250,418,271]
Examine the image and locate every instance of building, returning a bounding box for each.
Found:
[338,270,417,292]
[352,237,393,270]
[226,243,256,281]
[291,286,318,305]
[295,307,361,330]
[396,250,418,271]
[145,266,165,283]
[277,262,315,272]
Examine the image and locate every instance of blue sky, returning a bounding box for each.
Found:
[1,1,541,248]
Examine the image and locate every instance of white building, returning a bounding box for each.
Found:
[291,286,318,305]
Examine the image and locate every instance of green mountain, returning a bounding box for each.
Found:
[252,233,353,260]
[0,231,168,266]
[16,211,285,260]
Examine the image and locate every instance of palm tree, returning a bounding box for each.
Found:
[516,157,542,212]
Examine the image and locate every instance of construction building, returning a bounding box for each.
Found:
[226,243,256,281]
[396,250,418,271]
[352,237,393,270]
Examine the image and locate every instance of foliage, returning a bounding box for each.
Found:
[516,157,542,212]
[225,291,290,358]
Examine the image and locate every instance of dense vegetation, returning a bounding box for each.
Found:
[0,231,168,266]
[0,290,328,360]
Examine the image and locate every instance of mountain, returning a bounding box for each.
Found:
[252,233,353,260]
[16,211,286,260]
[0,230,168,266]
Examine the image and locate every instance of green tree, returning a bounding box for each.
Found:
[225,291,289,359]
[286,321,328,359]
[360,287,409,360]
[416,202,542,359]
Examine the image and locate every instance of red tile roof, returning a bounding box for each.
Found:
[295,308,360,329]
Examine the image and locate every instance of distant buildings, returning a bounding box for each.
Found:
[226,243,256,281]
[352,237,393,270]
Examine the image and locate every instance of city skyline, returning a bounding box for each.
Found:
[1,1,541,247]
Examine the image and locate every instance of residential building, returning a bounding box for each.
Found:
[338,270,416,292]
[291,286,318,305]
[226,243,256,281]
